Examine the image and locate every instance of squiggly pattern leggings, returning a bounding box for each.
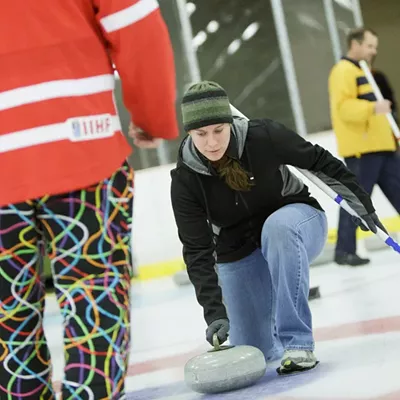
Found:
[0,162,134,400]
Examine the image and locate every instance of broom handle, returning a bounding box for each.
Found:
[359,60,400,140]
[229,104,400,254]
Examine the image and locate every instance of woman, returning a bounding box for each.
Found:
[170,81,385,374]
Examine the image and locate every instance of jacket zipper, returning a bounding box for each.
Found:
[237,191,261,248]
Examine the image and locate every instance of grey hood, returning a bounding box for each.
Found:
[180,117,249,175]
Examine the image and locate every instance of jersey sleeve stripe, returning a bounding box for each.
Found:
[100,0,159,33]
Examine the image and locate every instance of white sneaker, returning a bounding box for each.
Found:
[278,349,318,374]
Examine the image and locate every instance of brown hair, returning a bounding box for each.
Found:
[346,27,378,49]
[213,155,254,191]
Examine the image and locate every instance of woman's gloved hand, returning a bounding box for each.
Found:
[206,318,230,346]
[352,212,388,234]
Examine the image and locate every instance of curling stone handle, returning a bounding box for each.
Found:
[212,333,221,351]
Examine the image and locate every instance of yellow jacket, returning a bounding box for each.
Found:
[328,57,397,158]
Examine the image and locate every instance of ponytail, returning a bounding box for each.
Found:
[213,155,254,192]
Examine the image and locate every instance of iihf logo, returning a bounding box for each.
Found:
[68,114,115,142]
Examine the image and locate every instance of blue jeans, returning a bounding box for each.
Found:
[216,203,328,361]
[336,151,400,255]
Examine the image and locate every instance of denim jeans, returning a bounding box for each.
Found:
[216,203,328,361]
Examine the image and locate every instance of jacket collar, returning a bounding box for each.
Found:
[341,56,361,69]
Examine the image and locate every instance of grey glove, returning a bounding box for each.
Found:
[206,318,230,346]
[352,212,388,234]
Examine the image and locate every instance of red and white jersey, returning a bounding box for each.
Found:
[0,0,179,206]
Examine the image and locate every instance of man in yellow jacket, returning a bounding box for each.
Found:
[328,27,400,266]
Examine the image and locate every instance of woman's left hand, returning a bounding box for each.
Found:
[352,212,388,235]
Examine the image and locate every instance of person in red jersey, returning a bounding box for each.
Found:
[0,1,179,398]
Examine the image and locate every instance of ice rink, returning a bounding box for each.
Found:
[44,247,400,400]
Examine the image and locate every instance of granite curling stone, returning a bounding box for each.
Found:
[172,269,191,286]
[184,333,267,394]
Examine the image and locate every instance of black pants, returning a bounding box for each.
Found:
[336,151,400,255]
[0,162,134,400]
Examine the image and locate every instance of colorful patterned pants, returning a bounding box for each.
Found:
[0,162,134,400]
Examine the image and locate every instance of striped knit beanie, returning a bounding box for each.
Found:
[181,81,233,132]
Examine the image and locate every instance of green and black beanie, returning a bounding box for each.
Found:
[181,81,233,132]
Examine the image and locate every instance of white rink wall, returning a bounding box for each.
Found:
[132,130,398,267]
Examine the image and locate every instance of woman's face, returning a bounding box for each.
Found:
[189,123,231,161]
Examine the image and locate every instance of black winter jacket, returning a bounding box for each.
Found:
[170,117,374,325]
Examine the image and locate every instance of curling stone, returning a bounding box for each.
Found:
[173,269,191,286]
[184,334,267,394]
[365,232,398,252]
[310,242,334,266]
